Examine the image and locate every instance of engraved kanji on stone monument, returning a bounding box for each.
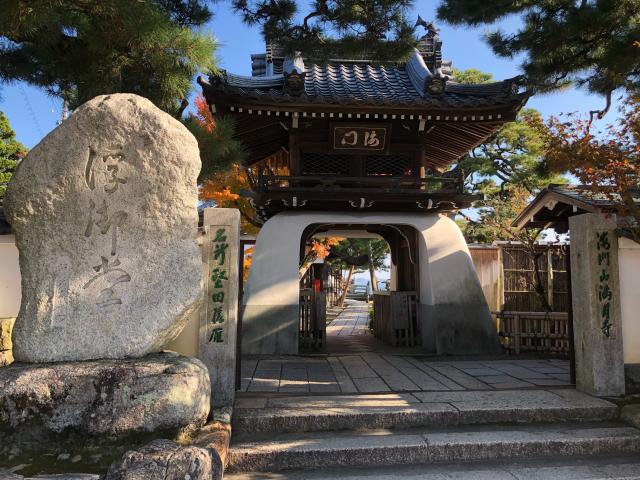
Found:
[595,231,613,337]
[4,94,203,362]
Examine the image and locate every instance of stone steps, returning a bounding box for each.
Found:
[224,455,640,479]
[232,389,618,435]
[227,421,640,473]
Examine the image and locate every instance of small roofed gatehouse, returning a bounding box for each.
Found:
[513,184,640,394]
[199,24,532,356]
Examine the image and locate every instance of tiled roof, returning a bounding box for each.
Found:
[209,52,527,109]
[547,185,640,208]
[511,184,640,230]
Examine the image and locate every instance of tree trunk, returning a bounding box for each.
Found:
[368,241,378,291]
[338,265,354,308]
[527,243,551,313]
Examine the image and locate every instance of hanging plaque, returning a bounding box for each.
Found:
[330,123,390,154]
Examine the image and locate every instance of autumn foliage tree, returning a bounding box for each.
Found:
[186,94,259,233]
[542,93,640,243]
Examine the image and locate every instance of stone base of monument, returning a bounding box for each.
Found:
[102,418,232,480]
[0,352,210,477]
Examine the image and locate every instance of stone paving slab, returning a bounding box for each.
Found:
[240,301,572,394]
[224,455,640,479]
[240,355,572,394]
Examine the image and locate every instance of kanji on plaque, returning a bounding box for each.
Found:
[331,124,390,153]
[207,225,231,343]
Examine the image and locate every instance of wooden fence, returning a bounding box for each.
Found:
[502,244,569,312]
[299,265,326,351]
[372,291,420,347]
[496,311,570,355]
[470,243,571,356]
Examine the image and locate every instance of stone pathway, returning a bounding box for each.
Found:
[240,300,572,394]
[324,300,384,354]
[240,355,571,394]
[326,300,370,337]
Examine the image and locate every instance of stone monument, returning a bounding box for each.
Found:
[0,95,214,475]
[4,94,202,362]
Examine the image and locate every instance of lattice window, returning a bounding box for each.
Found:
[365,154,411,176]
[301,153,352,176]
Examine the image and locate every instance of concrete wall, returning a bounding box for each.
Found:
[242,211,501,356]
[0,235,20,318]
[619,237,640,364]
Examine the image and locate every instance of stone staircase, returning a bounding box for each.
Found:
[225,389,640,477]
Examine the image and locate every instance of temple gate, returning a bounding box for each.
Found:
[199,29,530,356]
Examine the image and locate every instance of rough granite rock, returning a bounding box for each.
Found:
[4,93,202,362]
[101,439,215,480]
[0,352,210,438]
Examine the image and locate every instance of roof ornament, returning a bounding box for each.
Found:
[415,17,449,94]
[283,52,306,96]
[504,75,526,95]
[415,16,440,38]
[414,15,452,95]
[209,69,228,87]
[425,74,447,94]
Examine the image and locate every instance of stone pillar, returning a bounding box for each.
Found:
[569,213,625,396]
[199,208,240,408]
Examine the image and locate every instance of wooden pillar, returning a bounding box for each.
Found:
[289,129,301,176]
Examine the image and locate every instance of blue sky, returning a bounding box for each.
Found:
[1,1,615,148]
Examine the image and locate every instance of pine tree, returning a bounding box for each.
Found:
[0,111,27,204]
[232,0,418,60]
[328,238,389,290]
[0,0,216,113]
[452,69,565,199]
[437,0,640,117]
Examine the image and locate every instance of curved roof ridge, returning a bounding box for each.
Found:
[405,48,431,96]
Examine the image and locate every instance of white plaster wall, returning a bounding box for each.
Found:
[244,211,483,308]
[0,235,21,318]
[243,211,499,354]
[619,237,640,364]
